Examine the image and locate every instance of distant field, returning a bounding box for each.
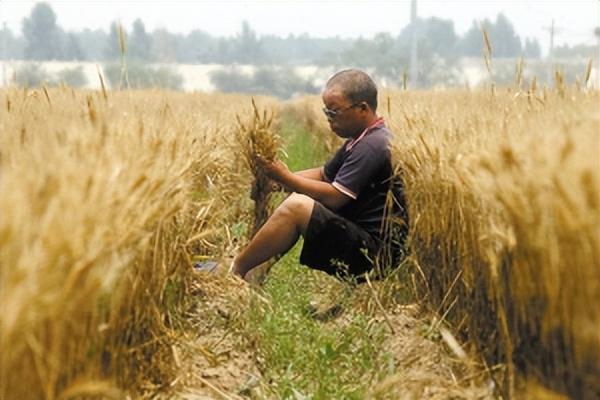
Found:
[1,57,596,92]
[0,60,332,91]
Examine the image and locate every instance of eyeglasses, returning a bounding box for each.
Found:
[322,103,360,119]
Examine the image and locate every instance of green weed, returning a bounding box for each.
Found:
[279,115,330,172]
[244,245,395,399]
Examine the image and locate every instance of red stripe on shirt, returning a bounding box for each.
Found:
[346,117,386,151]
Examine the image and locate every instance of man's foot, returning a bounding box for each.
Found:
[243,259,276,286]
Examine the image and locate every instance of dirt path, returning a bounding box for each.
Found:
[163,273,257,399]
[158,269,495,399]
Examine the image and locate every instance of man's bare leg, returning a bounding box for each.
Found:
[234,193,314,279]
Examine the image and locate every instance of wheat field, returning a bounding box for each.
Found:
[384,87,599,398]
[282,86,599,398]
[0,87,275,398]
[1,83,598,398]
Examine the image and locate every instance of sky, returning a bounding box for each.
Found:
[0,1,598,55]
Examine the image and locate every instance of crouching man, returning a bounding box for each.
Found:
[233,69,408,281]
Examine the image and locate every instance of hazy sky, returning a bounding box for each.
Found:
[1,1,598,55]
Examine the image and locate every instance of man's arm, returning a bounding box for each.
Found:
[262,160,350,210]
[295,167,325,181]
[280,173,350,210]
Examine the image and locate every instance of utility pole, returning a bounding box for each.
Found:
[409,0,418,89]
[1,22,7,87]
[595,27,600,89]
[543,19,563,84]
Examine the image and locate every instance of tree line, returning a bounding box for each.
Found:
[2,1,557,65]
[1,2,596,93]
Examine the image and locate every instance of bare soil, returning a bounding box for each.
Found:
[159,271,495,399]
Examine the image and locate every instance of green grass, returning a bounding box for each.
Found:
[279,114,330,171]
[245,246,395,399]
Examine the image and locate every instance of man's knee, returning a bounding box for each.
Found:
[275,193,314,228]
[283,193,314,211]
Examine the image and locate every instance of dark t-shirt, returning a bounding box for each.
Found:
[323,125,407,238]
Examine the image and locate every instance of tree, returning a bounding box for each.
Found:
[421,17,458,60]
[523,38,541,59]
[221,37,240,63]
[339,37,375,69]
[129,19,152,61]
[182,29,217,63]
[104,22,123,61]
[235,21,266,64]
[22,2,63,60]
[1,25,25,59]
[394,20,444,86]
[63,32,84,60]
[14,63,50,86]
[78,28,108,61]
[151,28,178,63]
[456,15,522,58]
[103,63,183,90]
[553,44,596,59]
[457,19,492,57]
[210,66,318,99]
[491,13,521,57]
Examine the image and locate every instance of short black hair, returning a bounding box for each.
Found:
[326,69,378,112]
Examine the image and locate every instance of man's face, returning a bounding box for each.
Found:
[321,86,366,139]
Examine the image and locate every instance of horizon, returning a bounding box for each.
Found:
[0,1,598,57]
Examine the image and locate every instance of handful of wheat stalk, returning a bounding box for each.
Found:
[236,98,282,236]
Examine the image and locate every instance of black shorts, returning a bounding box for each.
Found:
[299,202,380,279]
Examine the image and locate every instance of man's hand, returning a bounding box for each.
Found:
[256,157,350,211]
[257,158,290,183]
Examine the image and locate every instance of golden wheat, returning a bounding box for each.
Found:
[385,88,599,398]
[0,87,275,398]
[2,80,597,399]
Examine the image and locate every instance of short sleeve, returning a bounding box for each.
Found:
[333,143,385,199]
[323,143,347,183]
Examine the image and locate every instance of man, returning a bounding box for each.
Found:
[233,69,407,281]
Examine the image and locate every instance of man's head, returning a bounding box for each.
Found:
[322,69,378,139]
